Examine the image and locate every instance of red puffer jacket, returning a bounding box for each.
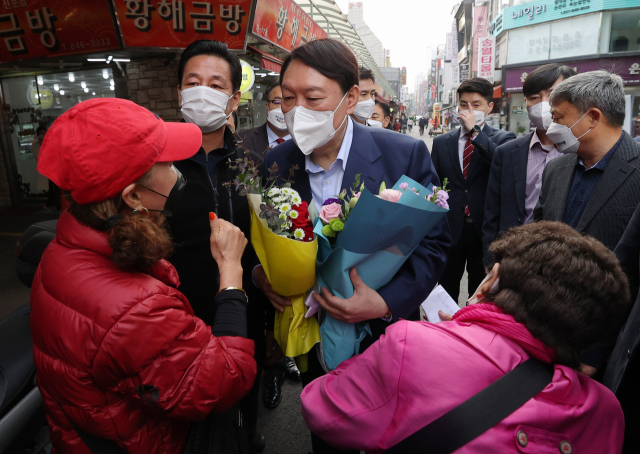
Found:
[30,211,256,454]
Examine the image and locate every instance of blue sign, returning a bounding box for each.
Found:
[492,0,640,35]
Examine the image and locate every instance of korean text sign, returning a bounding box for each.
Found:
[478,36,495,83]
[114,0,253,50]
[0,0,119,62]
[252,0,327,53]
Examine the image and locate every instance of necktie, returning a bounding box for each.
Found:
[463,134,473,217]
[276,138,285,144]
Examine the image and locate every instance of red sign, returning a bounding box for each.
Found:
[113,0,252,50]
[0,0,120,62]
[251,0,327,53]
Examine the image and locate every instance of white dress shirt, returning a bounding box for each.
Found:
[457,124,489,171]
[305,117,354,210]
[266,123,292,149]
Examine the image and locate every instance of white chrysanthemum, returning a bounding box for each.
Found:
[282,188,293,196]
[294,229,305,240]
[291,195,302,205]
[289,210,299,219]
[272,196,286,203]
[268,188,281,197]
[280,203,291,213]
[279,213,286,220]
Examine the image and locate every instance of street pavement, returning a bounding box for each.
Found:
[256,124,469,454]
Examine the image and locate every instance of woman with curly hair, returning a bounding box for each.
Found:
[301,221,629,453]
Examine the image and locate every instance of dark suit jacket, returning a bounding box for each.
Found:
[533,132,640,251]
[431,125,516,246]
[482,132,535,265]
[237,123,270,157]
[264,121,451,328]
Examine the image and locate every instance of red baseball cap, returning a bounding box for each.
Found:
[38,98,202,204]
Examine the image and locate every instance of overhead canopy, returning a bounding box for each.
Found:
[294,0,396,99]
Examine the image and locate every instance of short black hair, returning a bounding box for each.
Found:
[230,111,238,130]
[265,80,281,101]
[280,38,358,95]
[178,39,242,93]
[375,99,390,118]
[457,77,493,103]
[359,66,375,84]
[523,64,577,98]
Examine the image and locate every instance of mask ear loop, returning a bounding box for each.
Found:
[571,110,594,140]
[327,91,351,139]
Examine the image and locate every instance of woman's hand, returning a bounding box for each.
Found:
[209,213,247,289]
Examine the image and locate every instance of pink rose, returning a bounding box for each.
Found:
[379,189,402,203]
[320,202,342,223]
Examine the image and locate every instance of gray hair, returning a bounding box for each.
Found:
[549,70,625,127]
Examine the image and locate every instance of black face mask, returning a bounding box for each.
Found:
[141,166,187,217]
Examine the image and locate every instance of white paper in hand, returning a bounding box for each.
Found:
[421,285,460,323]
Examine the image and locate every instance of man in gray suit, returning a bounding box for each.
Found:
[534,71,640,252]
[237,80,291,156]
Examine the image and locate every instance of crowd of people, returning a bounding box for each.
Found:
[30,37,640,454]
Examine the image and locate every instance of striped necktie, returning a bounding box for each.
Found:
[463,134,473,217]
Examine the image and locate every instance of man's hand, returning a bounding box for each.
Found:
[253,265,291,312]
[579,363,598,377]
[312,268,389,323]
[458,109,477,135]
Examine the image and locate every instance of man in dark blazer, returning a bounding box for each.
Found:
[533,70,640,252]
[237,80,291,157]
[256,38,450,454]
[431,78,515,303]
[605,203,640,453]
[483,64,576,266]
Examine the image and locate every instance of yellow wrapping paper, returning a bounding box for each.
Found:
[248,194,320,371]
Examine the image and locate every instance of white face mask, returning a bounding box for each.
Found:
[353,98,375,122]
[473,107,489,126]
[368,119,384,128]
[545,111,591,154]
[527,101,552,131]
[284,92,349,156]
[267,107,288,131]
[180,86,233,134]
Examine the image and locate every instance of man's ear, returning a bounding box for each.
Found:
[121,183,142,212]
[587,108,602,128]
[346,85,360,114]
[488,101,495,112]
[177,85,182,107]
[230,90,241,113]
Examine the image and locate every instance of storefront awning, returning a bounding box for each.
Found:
[247,45,284,74]
[493,85,502,99]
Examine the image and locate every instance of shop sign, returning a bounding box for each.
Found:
[459,64,469,82]
[0,0,119,62]
[500,0,640,32]
[478,37,495,83]
[489,12,503,36]
[113,0,253,50]
[239,59,254,93]
[505,55,640,92]
[471,4,487,73]
[251,0,327,53]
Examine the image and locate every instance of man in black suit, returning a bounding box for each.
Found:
[432,78,516,303]
[237,80,291,157]
[482,64,576,266]
[534,70,640,252]
[350,66,376,125]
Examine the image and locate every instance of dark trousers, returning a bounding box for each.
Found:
[439,220,486,303]
[241,295,266,439]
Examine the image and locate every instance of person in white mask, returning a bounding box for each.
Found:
[369,99,391,129]
[483,63,576,271]
[534,70,640,251]
[350,67,376,125]
[256,38,450,454]
[168,39,270,454]
[238,80,292,157]
[431,78,515,305]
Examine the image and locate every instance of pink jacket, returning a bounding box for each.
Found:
[301,319,624,453]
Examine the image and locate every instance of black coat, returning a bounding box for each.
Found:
[431,125,516,246]
[166,127,267,327]
[533,132,640,251]
[237,123,270,157]
[482,132,535,265]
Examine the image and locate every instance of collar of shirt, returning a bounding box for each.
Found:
[530,130,560,156]
[577,132,624,171]
[189,134,231,174]
[266,123,292,148]
[305,117,354,208]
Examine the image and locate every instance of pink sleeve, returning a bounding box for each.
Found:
[300,321,410,452]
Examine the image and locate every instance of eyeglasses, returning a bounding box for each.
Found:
[268,100,282,105]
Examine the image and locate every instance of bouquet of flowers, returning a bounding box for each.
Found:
[308,175,449,370]
[226,157,320,371]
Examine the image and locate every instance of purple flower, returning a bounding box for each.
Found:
[323,198,340,206]
[399,182,409,190]
[436,189,449,201]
